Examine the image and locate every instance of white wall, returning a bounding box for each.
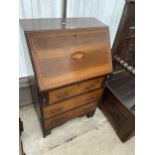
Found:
[67,0,125,45]
[19,0,125,77]
[19,0,63,19]
[19,0,63,77]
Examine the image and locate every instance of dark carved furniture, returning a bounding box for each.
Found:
[20,18,112,137]
[112,0,135,69]
[19,118,25,155]
[102,72,135,142]
[100,0,135,142]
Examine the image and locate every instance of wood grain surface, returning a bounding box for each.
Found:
[48,77,104,103]
[44,89,103,119]
[20,18,107,31]
[45,101,98,129]
[21,18,112,92]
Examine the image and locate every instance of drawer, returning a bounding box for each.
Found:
[45,101,98,129]
[44,89,103,119]
[48,77,104,103]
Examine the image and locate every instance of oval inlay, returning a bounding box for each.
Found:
[72,51,85,60]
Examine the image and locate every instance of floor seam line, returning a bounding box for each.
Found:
[48,123,105,151]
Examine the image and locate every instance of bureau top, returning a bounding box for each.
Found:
[20,18,107,32]
[20,18,112,92]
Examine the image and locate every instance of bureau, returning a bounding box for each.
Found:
[20,18,112,137]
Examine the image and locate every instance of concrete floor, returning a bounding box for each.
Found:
[20,104,135,155]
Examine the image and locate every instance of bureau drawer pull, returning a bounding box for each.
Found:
[50,119,62,126]
[56,92,69,100]
[85,84,97,91]
[50,108,63,115]
[87,96,97,103]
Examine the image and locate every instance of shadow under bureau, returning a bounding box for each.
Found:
[20,18,112,137]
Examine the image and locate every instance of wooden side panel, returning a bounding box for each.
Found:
[45,101,98,129]
[44,89,103,119]
[112,1,135,71]
[112,1,135,57]
[48,77,104,103]
[103,89,135,142]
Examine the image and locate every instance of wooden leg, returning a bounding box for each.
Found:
[43,129,51,138]
[86,110,95,118]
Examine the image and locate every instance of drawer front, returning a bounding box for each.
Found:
[48,77,104,103]
[45,101,97,129]
[44,89,102,119]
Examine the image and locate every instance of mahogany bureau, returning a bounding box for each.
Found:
[20,18,112,137]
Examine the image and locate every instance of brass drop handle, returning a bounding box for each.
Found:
[51,108,63,115]
[85,84,97,91]
[56,91,69,100]
[87,96,97,103]
[50,119,61,125]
